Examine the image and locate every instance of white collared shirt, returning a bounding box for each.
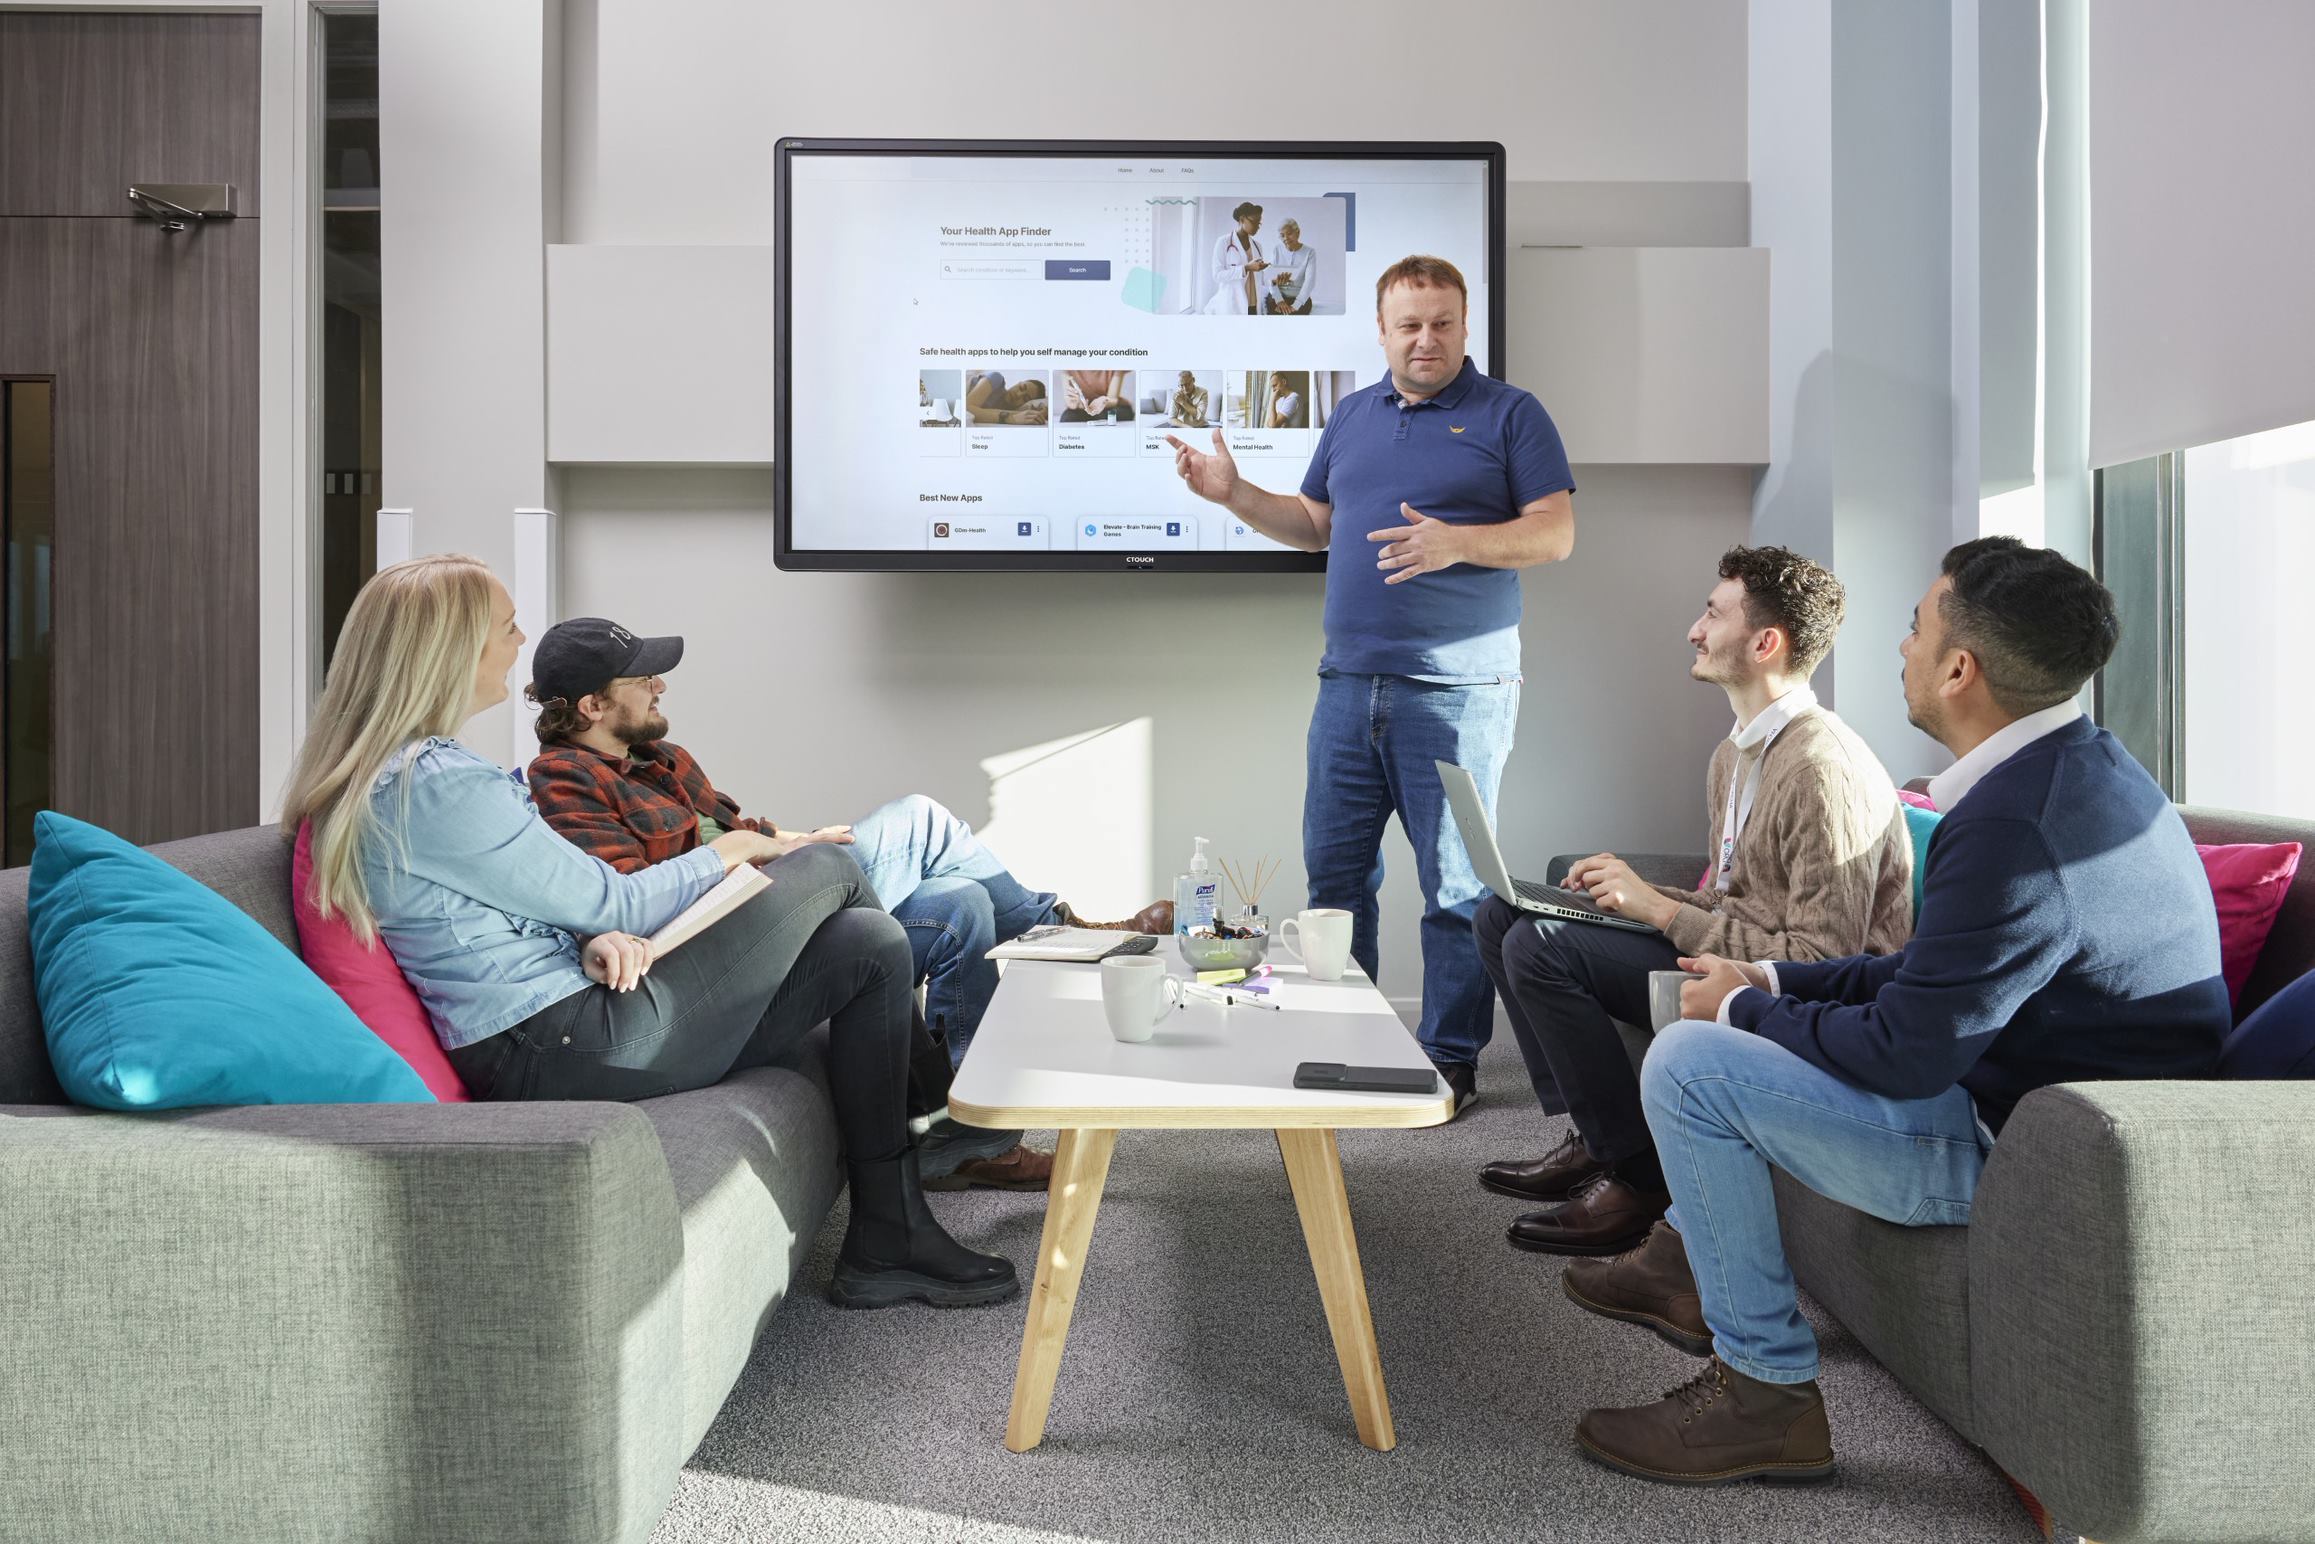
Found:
[1717,698,2087,1029]
[1924,700,2084,815]
[1715,684,1819,888]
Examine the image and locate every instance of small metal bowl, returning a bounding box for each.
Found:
[1177,916,1271,971]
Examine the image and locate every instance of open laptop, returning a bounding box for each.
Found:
[1435,760,1663,934]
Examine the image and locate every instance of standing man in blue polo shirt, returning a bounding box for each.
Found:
[1167,254,1576,1112]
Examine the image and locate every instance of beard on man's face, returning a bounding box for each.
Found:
[1902,667,1940,738]
[1692,637,1748,687]
[613,706,670,747]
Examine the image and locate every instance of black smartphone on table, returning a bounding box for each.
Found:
[1292,1062,1441,1095]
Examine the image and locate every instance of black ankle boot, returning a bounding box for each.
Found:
[829,1145,1020,1310]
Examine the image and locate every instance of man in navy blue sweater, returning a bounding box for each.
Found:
[1565,538,2230,1487]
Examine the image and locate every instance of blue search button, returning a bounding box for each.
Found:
[1044,260,1111,281]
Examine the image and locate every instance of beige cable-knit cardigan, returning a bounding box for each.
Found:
[1650,710,1914,963]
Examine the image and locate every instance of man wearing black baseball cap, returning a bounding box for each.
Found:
[529,616,687,709]
[524,617,1171,1191]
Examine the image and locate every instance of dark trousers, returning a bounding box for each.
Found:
[1472,894,1681,1165]
[448,844,915,1166]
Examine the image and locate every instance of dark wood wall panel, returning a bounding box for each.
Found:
[0,13,262,218]
[0,218,260,841]
[0,12,260,846]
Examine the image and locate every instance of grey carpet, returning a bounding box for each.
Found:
[653,1036,2062,1543]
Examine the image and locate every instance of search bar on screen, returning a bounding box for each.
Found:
[938,258,1037,280]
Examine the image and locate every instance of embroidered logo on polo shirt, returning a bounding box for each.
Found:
[1449,426,1467,434]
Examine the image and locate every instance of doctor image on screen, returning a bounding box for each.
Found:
[1164,255,1577,1114]
[1265,219,1316,314]
[1203,202,1271,316]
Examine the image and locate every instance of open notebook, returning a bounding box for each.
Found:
[986,926,1159,963]
[648,864,768,957]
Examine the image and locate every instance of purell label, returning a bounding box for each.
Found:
[1179,879,1220,930]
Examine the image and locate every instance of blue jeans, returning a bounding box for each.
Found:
[1641,1020,1992,1384]
[1303,670,1520,1069]
[843,794,1061,1066]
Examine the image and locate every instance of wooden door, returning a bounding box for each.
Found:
[0,13,261,847]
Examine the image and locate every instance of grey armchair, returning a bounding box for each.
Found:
[1553,805,2315,1542]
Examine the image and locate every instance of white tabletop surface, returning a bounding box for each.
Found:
[947,950,1454,1129]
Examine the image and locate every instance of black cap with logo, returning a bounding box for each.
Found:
[530,617,684,704]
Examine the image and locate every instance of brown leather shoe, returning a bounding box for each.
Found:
[1507,1170,1670,1257]
[1059,899,1175,934]
[1561,1220,1712,1355]
[920,1143,1053,1192]
[1479,1129,1599,1202]
[1577,1357,1835,1486]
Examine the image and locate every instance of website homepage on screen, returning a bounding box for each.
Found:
[784,151,1491,558]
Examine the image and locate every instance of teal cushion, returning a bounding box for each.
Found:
[28,811,434,1110]
[1902,802,1944,919]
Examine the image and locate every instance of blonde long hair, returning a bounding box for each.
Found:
[281,554,499,942]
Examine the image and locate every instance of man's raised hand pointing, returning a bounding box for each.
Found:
[1165,428,1239,506]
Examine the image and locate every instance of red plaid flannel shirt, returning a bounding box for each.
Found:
[527,740,748,874]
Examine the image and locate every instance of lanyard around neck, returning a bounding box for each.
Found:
[1716,691,1817,887]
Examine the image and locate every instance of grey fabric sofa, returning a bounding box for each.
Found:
[0,824,845,1544]
[1556,805,2315,1543]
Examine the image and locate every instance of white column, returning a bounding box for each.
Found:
[378,0,559,764]
[1748,0,1959,774]
[510,507,560,766]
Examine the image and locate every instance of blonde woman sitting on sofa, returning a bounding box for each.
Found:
[279,554,1017,1310]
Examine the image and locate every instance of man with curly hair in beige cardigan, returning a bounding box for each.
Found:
[1472,546,1913,1256]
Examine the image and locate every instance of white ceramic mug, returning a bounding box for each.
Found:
[1647,969,1707,1032]
[1100,955,1184,1043]
[1279,908,1354,982]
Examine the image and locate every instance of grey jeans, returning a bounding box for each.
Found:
[447,843,917,1163]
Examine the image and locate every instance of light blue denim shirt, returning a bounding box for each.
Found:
[365,737,725,1049]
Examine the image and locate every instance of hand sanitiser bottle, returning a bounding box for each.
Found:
[1174,837,1219,935]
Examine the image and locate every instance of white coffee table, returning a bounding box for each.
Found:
[947,950,1452,1453]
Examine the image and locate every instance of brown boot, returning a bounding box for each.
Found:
[1058,899,1175,934]
[921,1142,1053,1192]
[1577,1357,1834,1486]
[1478,1129,1599,1202]
[1561,1219,1711,1355]
[1507,1171,1670,1256]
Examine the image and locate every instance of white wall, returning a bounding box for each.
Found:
[387,0,1761,1026]
[561,0,1749,246]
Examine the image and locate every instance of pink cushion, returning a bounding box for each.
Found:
[2196,841,2301,1013]
[1851,789,2296,1015]
[1897,788,1937,810]
[291,821,470,1101]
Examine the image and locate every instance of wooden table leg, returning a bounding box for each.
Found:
[1004,1126,1119,1452]
[1276,1126,1396,1451]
